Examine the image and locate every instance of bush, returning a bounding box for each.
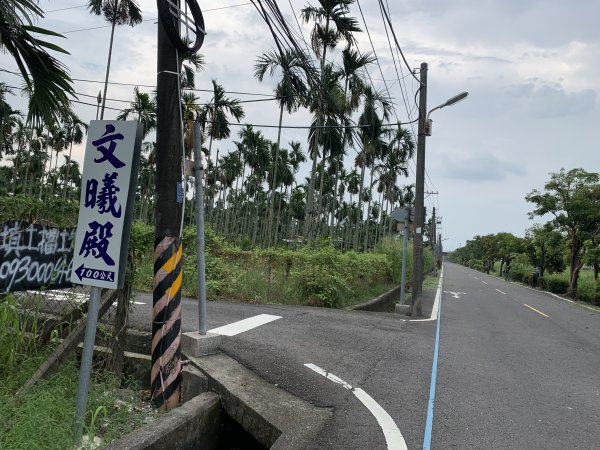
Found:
[545,277,569,294]
[373,236,412,284]
[291,247,350,308]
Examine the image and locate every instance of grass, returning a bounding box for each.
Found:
[0,353,158,449]
[131,231,429,309]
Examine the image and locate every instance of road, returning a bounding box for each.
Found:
[433,263,600,449]
[125,262,599,449]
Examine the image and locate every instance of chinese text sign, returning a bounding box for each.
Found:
[0,221,75,292]
[71,121,142,289]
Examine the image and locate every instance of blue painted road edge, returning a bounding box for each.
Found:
[422,274,443,450]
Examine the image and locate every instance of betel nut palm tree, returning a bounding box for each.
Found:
[198,80,245,223]
[301,0,361,239]
[0,0,74,125]
[117,86,157,137]
[87,0,143,119]
[254,47,310,245]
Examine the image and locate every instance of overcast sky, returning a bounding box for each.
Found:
[1,0,599,250]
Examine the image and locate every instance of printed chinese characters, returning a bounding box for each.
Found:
[78,124,127,268]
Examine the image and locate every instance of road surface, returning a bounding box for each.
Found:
[125,261,599,449]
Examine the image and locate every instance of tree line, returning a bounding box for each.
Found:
[1,0,427,252]
[450,168,600,300]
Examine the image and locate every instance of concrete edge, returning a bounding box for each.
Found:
[188,352,332,449]
[106,392,223,450]
[350,285,401,312]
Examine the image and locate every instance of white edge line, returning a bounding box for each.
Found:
[304,363,407,450]
[208,313,282,336]
[411,265,444,322]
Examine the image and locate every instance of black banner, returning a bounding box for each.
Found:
[0,221,76,292]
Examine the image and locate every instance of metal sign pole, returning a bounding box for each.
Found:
[193,122,207,335]
[400,216,409,305]
[73,286,101,444]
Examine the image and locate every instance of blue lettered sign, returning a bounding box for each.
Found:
[71,121,142,289]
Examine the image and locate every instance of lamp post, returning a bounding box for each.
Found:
[412,62,468,316]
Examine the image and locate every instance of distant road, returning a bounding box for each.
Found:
[127,262,600,449]
[432,262,600,449]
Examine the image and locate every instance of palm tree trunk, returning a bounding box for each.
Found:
[100,18,117,120]
[363,168,375,251]
[209,145,218,224]
[62,140,74,200]
[303,153,319,239]
[354,162,366,250]
[267,103,284,246]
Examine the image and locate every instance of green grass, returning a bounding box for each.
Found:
[0,354,157,449]
[132,231,430,309]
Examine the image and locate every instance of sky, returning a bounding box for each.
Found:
[1,0,599,251]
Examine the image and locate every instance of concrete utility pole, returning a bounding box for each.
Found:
[431,207,437,276]
[151,11,184,410]
[412,62,427,317]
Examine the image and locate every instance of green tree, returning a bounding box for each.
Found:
[254,48,310,245]
[87,0,143,118]
[301,0,361,240]
[355,86,392,250]
[0,0,74,124]
[62,112,86,200]
[525,223,566,276]
[117,87,157,137]
[526,168,600,296]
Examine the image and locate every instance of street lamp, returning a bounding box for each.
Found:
[95,91,102,120]
[412,61,468,317]
[424,91,468,136]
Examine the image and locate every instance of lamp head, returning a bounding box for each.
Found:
[443,91,468,107]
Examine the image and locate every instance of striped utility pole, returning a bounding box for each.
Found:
[151,7,184,410]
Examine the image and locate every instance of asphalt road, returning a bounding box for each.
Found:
[434,263,600,449]
[125,262,600,449]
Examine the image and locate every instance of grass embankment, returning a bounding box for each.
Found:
[0,296,157,449]
[131,223,432,308]
[0,357,156,450]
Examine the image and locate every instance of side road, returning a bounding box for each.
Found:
[128,286,441,449]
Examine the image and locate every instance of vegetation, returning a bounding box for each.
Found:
[450,168,600,306]
[130,222,424,308]
[0,353,157,449]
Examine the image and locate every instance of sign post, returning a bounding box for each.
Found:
[391,207,411,306]
[70,120,142,444]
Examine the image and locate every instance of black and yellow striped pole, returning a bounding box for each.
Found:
[152,4,184,410]
[151,237,183,409]
[153,0,204,409]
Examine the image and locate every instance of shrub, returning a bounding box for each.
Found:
[291,247,350,308]
[545,277,569,294]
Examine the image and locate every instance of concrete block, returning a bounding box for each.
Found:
[395,304,412,316]
[106,392,224,450]
[182,364,209,402]
[181,331,222,357]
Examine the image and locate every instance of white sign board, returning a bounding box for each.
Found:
[391,207,410,222]
[71,121,142,289]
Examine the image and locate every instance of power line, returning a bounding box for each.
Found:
[377,0,421,85]
[57,3,254,34]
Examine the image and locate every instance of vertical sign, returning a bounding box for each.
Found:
[71,121,142,289]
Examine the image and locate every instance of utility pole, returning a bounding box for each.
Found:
[431,207,437,276]
[152,8,184,410]
[412,62,427,317]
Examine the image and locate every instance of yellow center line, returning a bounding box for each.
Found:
[495,289,506,295]
[523,303,549,318]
